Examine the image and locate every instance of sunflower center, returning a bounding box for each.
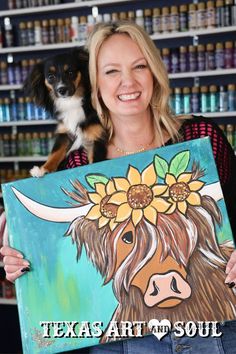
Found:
[169,182,191,202]
[127,184,153,209]
[100,195,118,219]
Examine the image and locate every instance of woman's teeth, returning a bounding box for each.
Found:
[118,92,140,101]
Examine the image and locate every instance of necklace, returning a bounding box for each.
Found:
[112,135,156,156]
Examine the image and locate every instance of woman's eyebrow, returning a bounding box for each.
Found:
[101,57,146,69]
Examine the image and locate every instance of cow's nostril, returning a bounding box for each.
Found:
[170,276,181,294]
[150,281,159,296]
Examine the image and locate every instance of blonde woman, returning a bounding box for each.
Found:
[1,22,236,354]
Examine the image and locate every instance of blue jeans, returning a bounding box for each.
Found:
[85,321,236,354]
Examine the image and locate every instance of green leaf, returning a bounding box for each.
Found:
[169,150,190,177]
[86,174,109,188]
[154,155,168,179]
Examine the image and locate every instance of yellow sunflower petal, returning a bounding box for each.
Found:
[177,201,188,214]
[177,173,192,183]
[187,192,201,205]
[127,165,141,185]
[188,180,205,191]
[144,205,157,225]
[113,177,130,191]
[116,203,132,222]
[152,184,168,196]
[109,219,118,231]
[95,183,106,197]
[106,180,116,195]
[86,204,101,220]
[108,191,127,205]
[88,192,102,204]
[165,202,176,214]
[98,216,110,228]
[132,209,143,226]
[151,197,171,212]
[165,173,176,186]
[141,163,157,186]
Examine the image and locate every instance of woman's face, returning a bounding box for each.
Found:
[97,34,154,121]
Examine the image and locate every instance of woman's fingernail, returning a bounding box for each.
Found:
[23,261,30,266]
[228,282,235,288]
[225,275,231,283]
[226,267,230,274]
[21,267,30,273]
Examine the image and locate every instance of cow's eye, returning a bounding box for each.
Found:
[122,231,133,244]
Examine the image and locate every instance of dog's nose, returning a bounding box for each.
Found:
[57,86,68,97]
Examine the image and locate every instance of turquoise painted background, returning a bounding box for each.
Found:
[2,138,234,353]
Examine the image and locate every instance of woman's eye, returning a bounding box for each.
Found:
[105,69,118,75]
[122,231,133,244]
[135,64,147,70]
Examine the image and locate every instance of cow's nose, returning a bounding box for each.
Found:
[57,86,69,97]
[144,271,191,308]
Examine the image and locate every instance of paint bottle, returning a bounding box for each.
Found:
[183,87,191,114]
[233,42,236,67]
[197,44,206,71]
[170,6,179,32]
[161,7,170,33]
[189,45,197,72]
[219,85,228,112]
[32,132,41,156]
[119,12,127,21]
[3,134,11,156]
[206,1,216,27]
[17,97,25,120]
[171,48,179,73]
[227,84,236,111]
[64,18,71,43]
[25,133,32,156]
[225,0,233,26]
[179,46,188,72]
[188,4,197,30]
[226,124,234,147]
[34,20,42,45]
[224,41,234,68]
[215,0,225,27]
[200,86,209,113]
[205,43,215,70]
[25,97,35,120]
[197,2,206,28]
[40,132,48,156]
[47,132,55,153]
[135,9,144,29]
[19,22,28,46]
[10,90,17,121]
[79,16,87,41]
[17,133,24,156]
[0,61,8,84]
[152,8,162,33]
[10,133,17,156]
[179,4,188,31]
[215,42,225,69]
[128,11,135,23]
[56,19,65,43]
[209,85,218,112]
[144,9,153,35]
[174,87,182,114]
[4,17,14,47]
[7,63,14,85]
[191,86,200,113]
[162,48,171,72]
[41,20,49,45]
[232,0,236,25]
[0,99,3,122]
[3,98,11,122]
[21,59,29,82]
[27,21,35,45]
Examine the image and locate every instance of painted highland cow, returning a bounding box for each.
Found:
[11,148,236,343]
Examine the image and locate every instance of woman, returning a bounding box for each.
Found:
[1,21,236,354]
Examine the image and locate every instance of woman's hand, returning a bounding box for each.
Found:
[0,246,30,283]
[225,249,236,287]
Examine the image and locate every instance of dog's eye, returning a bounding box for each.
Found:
[48,73,56,81]
[122,231,133,244]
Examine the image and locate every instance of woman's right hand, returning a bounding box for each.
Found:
[0,246,30,282]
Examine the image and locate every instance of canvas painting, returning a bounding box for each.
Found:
[2,137,235,354]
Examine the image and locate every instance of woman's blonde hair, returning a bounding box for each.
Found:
[87,21,184,144]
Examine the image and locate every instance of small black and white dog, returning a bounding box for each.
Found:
[24,48,106,177]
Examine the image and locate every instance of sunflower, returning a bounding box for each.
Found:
[86,180,119,230]
[164,172,205,215]
[108,164,170,226]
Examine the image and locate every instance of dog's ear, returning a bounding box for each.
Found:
[71,47,89,66]
[23,62,50,110]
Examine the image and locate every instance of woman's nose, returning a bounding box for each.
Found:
[120,70,135,86]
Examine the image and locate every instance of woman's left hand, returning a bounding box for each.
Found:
[225,250,236,287]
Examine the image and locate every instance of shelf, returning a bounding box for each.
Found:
[0,41,85,54]
[0,0,133,17]
[151,25,236,40]
[0,120,56,126]
[0,156,48,162]
[193,112,236,118]
[0,262,3,267]
[0,298,17,305]
[169,68,236,79]
[0,84,22,91]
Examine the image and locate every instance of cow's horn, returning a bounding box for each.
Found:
[12,187,92,223]
[200,181,223,202]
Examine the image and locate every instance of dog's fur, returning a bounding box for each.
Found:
[24,48,107,177]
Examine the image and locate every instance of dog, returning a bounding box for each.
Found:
[24,48,107,177]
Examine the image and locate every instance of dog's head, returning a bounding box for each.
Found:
[24,48,90,112]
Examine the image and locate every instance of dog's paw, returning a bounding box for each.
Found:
[30,166,48,178]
